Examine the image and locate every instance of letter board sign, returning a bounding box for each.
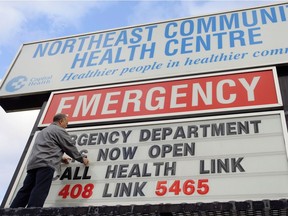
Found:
[6,111,288,207]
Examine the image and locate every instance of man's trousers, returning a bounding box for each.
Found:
[10,167,54,208]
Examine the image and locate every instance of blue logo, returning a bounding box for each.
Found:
[5,76,28,92]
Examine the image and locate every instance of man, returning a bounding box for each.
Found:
[10,113,89,208]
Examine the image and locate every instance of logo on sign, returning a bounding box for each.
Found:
[5,76,28,92]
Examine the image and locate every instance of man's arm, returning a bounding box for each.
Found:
[57,128,89,165]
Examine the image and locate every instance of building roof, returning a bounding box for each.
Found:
[1,199,288,216]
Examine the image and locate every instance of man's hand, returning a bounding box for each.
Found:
[83,157,89,166]
[61,156,71,164]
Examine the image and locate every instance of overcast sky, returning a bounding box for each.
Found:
[0,0,284,206]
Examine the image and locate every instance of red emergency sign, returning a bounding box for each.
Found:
[39,68,281,126]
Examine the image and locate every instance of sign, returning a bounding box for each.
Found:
[39,67,282,126]
[1,3,288,98]
[7,111,288,207]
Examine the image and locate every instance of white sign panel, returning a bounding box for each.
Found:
[6,111,288,207]
[0,3,288,97]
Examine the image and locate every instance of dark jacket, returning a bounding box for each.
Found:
[27,122,83,172]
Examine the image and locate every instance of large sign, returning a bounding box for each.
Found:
[0,3,288,98]
[39,67,282,126]
[6,111,288,207]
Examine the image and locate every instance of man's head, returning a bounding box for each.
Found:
[53,113,68,128]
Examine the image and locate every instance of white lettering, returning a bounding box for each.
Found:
[192,82,212,106]
[217,79,236,104]
[121,90,142,113]
[146,87,165,110]
[239,76,260,101]
[50,74,267,122]
[72,94,101,117]
[171,84,187,108]
[56,96,75,113]
[102,92,121,114]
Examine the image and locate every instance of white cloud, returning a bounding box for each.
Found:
[0,1,109,48]
[181,0,283,16]
[0,107,39,205]
[0,5,26,46]
[126,0,283,26]
[0,0,113,78]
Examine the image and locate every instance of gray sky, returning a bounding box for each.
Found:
[0,0,283,205]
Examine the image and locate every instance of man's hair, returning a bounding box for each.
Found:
[53,113,67,122]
